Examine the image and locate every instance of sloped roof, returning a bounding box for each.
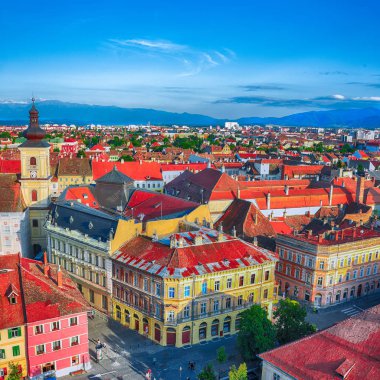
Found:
[0,159,21,174]
[0,174,26,212]
[259,304,380,379]
[21,258,89,322]
[96,165,134,184]
[114,229,277,278]
[0,254,24,329]
[58,157,92,177]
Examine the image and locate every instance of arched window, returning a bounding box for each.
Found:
[30,157,37,166]
[31,190,38,202]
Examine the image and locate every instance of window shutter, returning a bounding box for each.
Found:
[17,327,21,336]
[8,330,12,339]
[3,368,7,375]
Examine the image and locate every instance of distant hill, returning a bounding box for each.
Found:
[0,100,380,128]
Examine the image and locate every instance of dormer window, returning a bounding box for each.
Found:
[10,296,17,305]
[6,284,19,305]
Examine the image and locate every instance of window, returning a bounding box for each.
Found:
[143,278,149,291]
[184,285,190,298]
[30,157,37,166]
[287,251,292,261]
[340,259,344,268]
[89,289,95,303]
[71,336,79,346]
[374,264,378,274]
[248,293,254,303]
[134,275,138,287]
[32,219,38,228]
[295,269,300,279]
[226,278,232,288]
[237,295,243,306]
[0,349,5,359]
[102,295,108,310]
[225,297,231,309]
[286,266,291,276]
[213,300,219,312]
[348,257,352,266]
[306,273,311,284]
[353,270,357,279]
[250,273,256,284]
[36,344,45,355]
[70,317,78,326]
[200,302,207,315]
[201,282,207,294]
[156,283,161,296]
[367,266,371,276]
[263,289,268,299]
[214,280,220,291]
[362,254,365,263]
[12,346,20,357]
[168,287,175,298]
[296,254,301,264]
[317,277,323,286]
[360,267,364,277]
[346,272,350,281]
[167,311,175,322]
[273,373,281,380]
[31,190,38,202]
[35,325,43,335]
[338,274,343,283]
[71,355,80,365]
[319,261,325,270]
[264,271,269,281]
[51,321,60,331]
[8,327,21,338]
[52,340,61,351]
[239,276,244,287]
[183,306,190,319]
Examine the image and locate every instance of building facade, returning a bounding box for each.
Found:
[276,227,380,307]
[112,228,278,347]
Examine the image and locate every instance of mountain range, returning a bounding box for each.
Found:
[1,100,380,128]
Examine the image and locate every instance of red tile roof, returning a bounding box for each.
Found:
[0,254,25,329]
[92,161,163,181]
[20,258,89,322]
[114,229,277,278]
[64,186,99,208]
[0,159,21,173]
[259,304,380,379]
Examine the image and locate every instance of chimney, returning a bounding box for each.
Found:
[194,234,203,245]
[253,236,258,246]
[341,229,344,240]
[43,251,48,266]
[266,192,271,210]
[284,185,289,196]
[318,234,323,243]
[335,231,339,241]
[283,209,287,218]
[57,265,63,287]
[217,223,225,242]
[232,226,237,238]
[43,252,49,276]
[356,175,365,204]
[308,230,312,238]
[329,184,334,206]
[237,185,241,199]
[305,210,311,217]
[353,228,357,238]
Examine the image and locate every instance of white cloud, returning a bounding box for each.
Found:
[108,37,235,77]
[353,96,380,101]
[333,94,345,100]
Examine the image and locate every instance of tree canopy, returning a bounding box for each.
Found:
[237,305,276,360]
[197,364,216,380]
[229,363,248,380]
[274,298,316,345]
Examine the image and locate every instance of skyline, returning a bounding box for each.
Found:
[2,1,380,118]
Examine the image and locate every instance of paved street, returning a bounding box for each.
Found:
[68,316,243,380]
[306,292,380,330]
[61,292,380,380]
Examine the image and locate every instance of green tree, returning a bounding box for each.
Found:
[337,160,343,168]
[197,364,216,380]
[8,362,22,380]
[119,155,134,162]
[53,147,60,153]
[274,298,316,345]
[76,149,86,158]
[237,305,276,361]
[217,346,227,364]
[229,363,248,380]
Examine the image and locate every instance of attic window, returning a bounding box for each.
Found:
[83,194,88,199]
[69,216,74,224]
[88,221,93,230]
[10,296,17,305]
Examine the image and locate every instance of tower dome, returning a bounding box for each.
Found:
[23,98,46,140]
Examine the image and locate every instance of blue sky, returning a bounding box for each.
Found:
[1,0,380,118]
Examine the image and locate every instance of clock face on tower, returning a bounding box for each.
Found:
[30,170,37,178]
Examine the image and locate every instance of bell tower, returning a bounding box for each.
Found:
[19,98,52,255]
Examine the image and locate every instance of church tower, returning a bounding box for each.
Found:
[19,99,51,254]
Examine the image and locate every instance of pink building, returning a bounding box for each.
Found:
[61,139,78,155]
[21,256,91,378]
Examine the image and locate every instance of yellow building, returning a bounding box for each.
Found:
[44,166,212,315]
[0,255,27,379]
[112,227,277,347]
[18,99,52,255]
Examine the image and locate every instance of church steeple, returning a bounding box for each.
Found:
[23,98,46,141]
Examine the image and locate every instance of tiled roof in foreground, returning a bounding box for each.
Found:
[259,304,380,379]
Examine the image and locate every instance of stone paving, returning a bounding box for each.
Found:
[61,292,380,380]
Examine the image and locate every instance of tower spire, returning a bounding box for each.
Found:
[23,98,46,141]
